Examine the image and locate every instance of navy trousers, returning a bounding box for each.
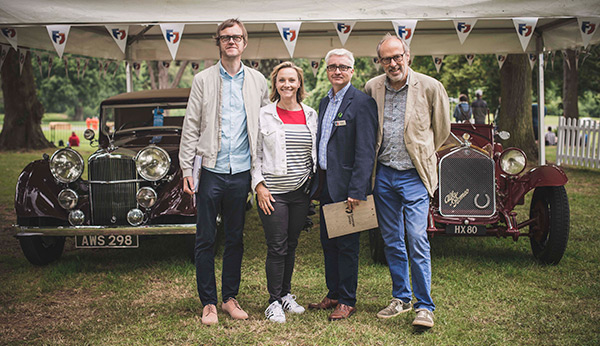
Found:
[195,168,250,306]
[318,171,360,307]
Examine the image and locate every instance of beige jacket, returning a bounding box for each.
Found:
[250,102,318,192]
[179,63,269,177]
[364,68,450,197]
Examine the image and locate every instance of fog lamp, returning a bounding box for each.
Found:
[136,187,157,208]
[68,210,85,226]
[58,189,78,210]
[127,208,144,226]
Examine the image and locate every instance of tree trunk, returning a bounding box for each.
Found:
[562,49,579,119]
[497,54,538,163]
[158,62,169,89]
[146,61,157,90]
[74,103,84,121]
[170,61,189,88]
[0,50,52,150]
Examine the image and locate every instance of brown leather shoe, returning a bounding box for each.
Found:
[328,303,356,321]
[307,296,339,310]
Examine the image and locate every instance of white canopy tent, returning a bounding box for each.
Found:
[1,0,600,163]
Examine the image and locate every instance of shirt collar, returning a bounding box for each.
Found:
[219,60,245,79]
[385,70,410,92]
[328,82,351,101]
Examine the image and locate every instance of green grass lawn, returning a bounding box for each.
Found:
[0,149,598,345]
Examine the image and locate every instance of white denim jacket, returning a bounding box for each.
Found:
[251,102,318,192]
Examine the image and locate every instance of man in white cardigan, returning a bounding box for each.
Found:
[179,18,269,326]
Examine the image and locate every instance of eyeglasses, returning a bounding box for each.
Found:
[326,64,352,72]
[379,54,405,65]
[218,35,244,43]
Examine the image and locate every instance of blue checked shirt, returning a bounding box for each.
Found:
[206,62,251,174]
[318,83,351,170]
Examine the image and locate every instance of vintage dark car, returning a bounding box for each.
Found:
[15,88,199,265]
[369,123,570,265]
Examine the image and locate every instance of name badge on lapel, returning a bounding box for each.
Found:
[334,120,346,127]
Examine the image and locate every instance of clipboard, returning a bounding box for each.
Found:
[322,195,379,239]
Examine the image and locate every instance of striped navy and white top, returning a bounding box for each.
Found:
[263,108,313,194]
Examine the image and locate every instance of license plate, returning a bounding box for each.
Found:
[75,234,139,248]
[445,224,486,235]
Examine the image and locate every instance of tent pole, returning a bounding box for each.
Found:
[125,61,133,92]
[537,36,546,165]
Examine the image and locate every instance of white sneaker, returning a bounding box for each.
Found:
[281,293,305,314]
[265,301,286,323]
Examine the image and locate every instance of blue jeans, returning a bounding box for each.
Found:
[195,168,250,306]
[373,165,435,311]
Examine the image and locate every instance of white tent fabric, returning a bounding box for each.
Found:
[0,0,599,60]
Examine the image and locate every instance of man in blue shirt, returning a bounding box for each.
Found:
[179,18,269,326]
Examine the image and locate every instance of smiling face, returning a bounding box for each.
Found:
[326,55,354,93]
[275,67,301,102]
[379,38,410,87]
[218,24,247,59]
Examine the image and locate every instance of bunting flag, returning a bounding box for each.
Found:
[276,22,301,58]
[334,22,355,46]
[63,56,69,78]
[18,48,26,75]
[496,54,507,69]
[1,45,10,70]
[105,25,129,54]
[550,50,556,70]
[392,20,418,47]
[562,50,571,70]
[453,19,477,44]
[103,60,111,77]
[1,27,17,51]
[580,48,591,68]
[465,54,475,66]
[512,17,538,52]
[432,55,444,73]
[47,55,54,78]
[578,17,599,49]
[160,23,185,60]
[81,58,89,78]
[372,56,380,70]
[34,51,43,76]
[528,53,537,69]
[161,60,170,69]
[132,61,142,77]
[46,25,71,58]
[113,61,121,77]
[309,60,320,77]
[249,60,260,69]
[204,59,214,69]
[190,61,200,74]
[575,47,581,70]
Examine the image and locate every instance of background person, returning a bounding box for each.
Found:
[545,126,557,146]
[365,34,450,329]
[68,131,79,147]
[179,18,269,326]
[471,89,489,124]
[307,48,378,321]
[251,62,318,323]
[452,94,471,123]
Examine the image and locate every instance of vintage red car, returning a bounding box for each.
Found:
[369,123,570,265]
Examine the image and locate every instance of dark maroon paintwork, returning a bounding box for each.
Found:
[427,123,568,240]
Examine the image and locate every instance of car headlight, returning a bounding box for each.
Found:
[58,189,78,210]
[499,148,527,175]
[50,148,84,183]
[136,187,157,208]
[135,146,171,181]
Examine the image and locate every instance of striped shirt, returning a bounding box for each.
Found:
[263,124,312,194]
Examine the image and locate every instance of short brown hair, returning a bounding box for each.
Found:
[269,62,305,103]
[214,18,248,45]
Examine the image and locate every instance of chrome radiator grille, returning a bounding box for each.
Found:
[439,148,495,217]
[89,156,138,225]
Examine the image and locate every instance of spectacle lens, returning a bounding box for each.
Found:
[379,54,404,65]
[326,65,351,72]
[219,35,243,43]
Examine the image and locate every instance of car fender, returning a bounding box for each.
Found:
[503,165,568,211]
[15,159,68,221]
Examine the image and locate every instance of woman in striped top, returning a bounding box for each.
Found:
[251,62,318,323]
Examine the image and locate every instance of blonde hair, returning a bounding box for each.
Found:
[269,62,306,103]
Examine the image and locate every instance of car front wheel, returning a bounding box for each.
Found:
[529,186,570,265]
[18,236,66,266]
